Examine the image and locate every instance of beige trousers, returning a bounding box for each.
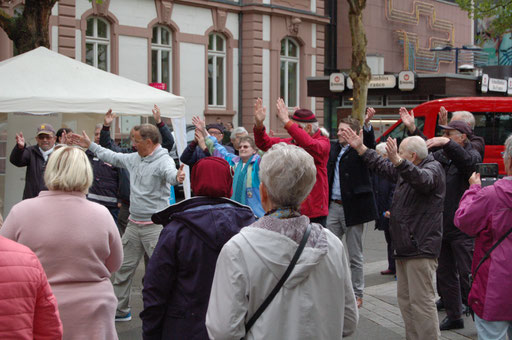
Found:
[396,258,440,340]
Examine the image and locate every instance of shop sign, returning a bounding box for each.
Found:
[398,71,415,91]
[488,78,507,93]
[149,82,167,90]
[329,73,345,92]
[481,74,489,93]
[347,75,396,89]
[508,78,512,96]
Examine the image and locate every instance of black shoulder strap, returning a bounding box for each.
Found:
[473,225,512,280]
[244,224,312,336]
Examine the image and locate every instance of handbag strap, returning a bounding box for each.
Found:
[244,223,312,335]
[472,225,512,281]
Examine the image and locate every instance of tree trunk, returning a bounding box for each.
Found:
[347,0,371,124]
[0,0,57,54]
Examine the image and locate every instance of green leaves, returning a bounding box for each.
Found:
[456,0,512,38]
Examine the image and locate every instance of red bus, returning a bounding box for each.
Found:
[377,97,512,175]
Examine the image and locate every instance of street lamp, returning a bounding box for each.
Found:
[430,45,483,73]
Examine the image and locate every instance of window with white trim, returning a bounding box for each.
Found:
[151,26,172,92]
[208,33,226,107]
[280,38,299,108]
[85,17,110,71]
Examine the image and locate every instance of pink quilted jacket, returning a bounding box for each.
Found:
[0,236,63,339]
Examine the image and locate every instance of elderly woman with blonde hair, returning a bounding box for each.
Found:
[1,146,123,340]
[206,143,358,340]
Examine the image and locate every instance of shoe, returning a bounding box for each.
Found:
[380,269,396,275]
[462,304,471,316]
[115,312,132,322]
[356,297,363,309]
[440,316,464,331]
[436,298,445,311]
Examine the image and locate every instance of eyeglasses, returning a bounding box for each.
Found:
[36,134,54,140]
[209,131,223,136]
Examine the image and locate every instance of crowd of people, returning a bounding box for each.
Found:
[0,99,511,340]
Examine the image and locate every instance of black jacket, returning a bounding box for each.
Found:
[10,145,49,199]
[372,174,396,231]
[327,128,378,227]
[86,150,120,208]
[363,150,445,259]
[433,140,481,239]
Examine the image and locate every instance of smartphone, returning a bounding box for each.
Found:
[476,163,499,187]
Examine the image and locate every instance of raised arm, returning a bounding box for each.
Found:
[153,105,175,152]
[253,98,286,151]
[9,132,31,167]
[454,176,490,237]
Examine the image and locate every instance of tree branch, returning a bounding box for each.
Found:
[478,0,512,14]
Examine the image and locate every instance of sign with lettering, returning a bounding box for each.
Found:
[488,78,507,93]
[329,73,345,92]
[508,78,512,96]
[347,75,396,90]
[398,71,415,91]
[149,83,167,90]
[481,74,489,93]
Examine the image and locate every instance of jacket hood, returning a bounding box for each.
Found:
[143,145,168,161]
[240,216,328,289]
[152,196,256,251]
[495,178,512,209]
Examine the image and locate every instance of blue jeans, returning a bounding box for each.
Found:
[475,315,512,340]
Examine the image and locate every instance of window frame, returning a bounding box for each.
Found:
[207,33,227,108]
[151,26,173,92]
[280,37,300,108]
[85,17,111,72]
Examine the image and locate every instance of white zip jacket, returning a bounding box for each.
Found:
[206,216,358,339]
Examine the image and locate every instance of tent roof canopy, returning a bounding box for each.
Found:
[0,47,185,118]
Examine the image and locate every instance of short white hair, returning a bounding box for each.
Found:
[376,142,387,156]
[401,136,428,160]
[297,121,319,133]
[44,146,93,194]
[95,123,103,130]
[259,143,316,209]
[505,134,512,160]
[230,126,248,141]
[451,111,475,129]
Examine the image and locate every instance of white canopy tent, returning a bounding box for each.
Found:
[0,47,190,214]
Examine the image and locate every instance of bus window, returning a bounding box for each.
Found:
[380,117,425,145]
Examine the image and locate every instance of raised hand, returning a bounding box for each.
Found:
[15,132,25,149]
[340,126,366,155]
[104,109,117,127]
[469,172,481,186]
[385,137,400,165]
[152,105,162,125]
[426,136,449,149]
[69,131,92,149]
[438,106,448,126]
[254,98,266,127]
[365,107,376,126]
[399,107,416,133]
[276,98,291,125]
[176,164,186,183]
[192,116,207,136]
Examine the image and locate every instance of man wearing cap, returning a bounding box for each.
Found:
[10,124,57,199]
[180,122,234,168]
[425,120,481,331]
[253,98,330,225]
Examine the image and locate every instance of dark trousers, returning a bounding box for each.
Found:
[384,229,396,273]
[310,215,327,228]
[436,237,474,320]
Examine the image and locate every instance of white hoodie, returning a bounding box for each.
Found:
[206,215,358,340]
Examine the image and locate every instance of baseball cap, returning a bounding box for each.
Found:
[439,120,472,135]
[36,123,56,136]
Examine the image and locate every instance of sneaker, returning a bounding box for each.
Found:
[115,312,132,322]
[380,269,396,275]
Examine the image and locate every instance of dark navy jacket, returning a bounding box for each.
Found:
[371,174,396,231]
[10,145,49,199]
[86,150,119,208]
[141,197,256,340]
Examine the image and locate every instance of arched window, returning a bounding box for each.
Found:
[208,33,226,107]
[85,17,110,71]
[280,38,299,108]
[151,26,172,92]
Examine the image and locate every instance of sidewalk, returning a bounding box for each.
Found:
[115,226,478,340]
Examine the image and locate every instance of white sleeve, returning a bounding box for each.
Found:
[89,142,131,169]
[341,243,359,337]
[206,240,249,340]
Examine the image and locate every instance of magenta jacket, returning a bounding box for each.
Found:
[0,236,63,339]
[454,178,512,321]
